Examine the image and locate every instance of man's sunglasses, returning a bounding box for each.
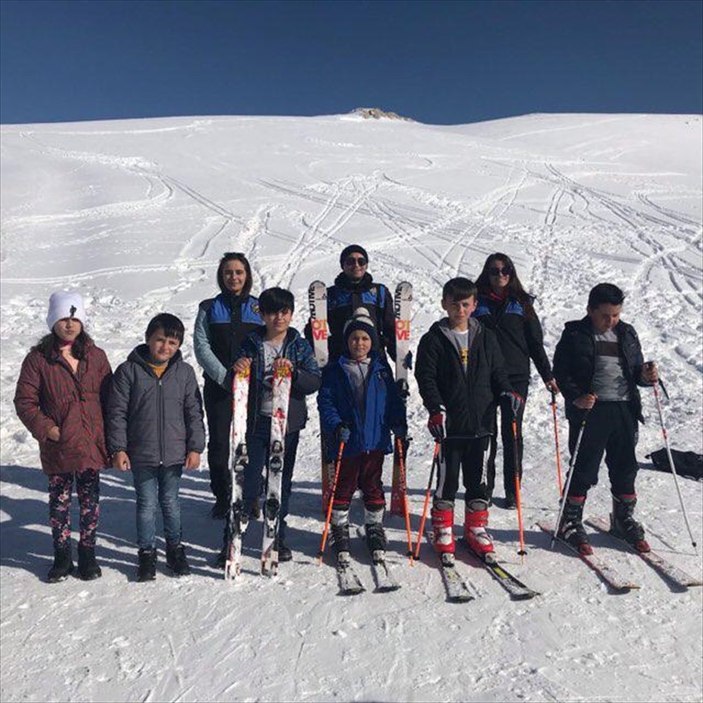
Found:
[344,256,367,267]
[489,266,512,277]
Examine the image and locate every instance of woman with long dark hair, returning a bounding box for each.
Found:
[14,291,112,582]
[193,252,263,518]
[474,253,559,508]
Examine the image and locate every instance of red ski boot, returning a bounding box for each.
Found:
[464,499,496,563]
[431,502,455,557]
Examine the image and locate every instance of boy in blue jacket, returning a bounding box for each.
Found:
[216,287,321,565]
[317,309,407,559]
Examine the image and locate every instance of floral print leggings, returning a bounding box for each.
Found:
[48,470,100,548]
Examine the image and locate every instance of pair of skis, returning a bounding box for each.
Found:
[539,519,702,592]
[224,364,292,581]
[423,528,539,602]
[307,280,413,515]
[335,527,403,596]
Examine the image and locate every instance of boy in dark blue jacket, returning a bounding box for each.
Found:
[216,287,321,565]
[317,309,407,559]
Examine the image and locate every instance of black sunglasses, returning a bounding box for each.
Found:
[488,266,512,276]
[344,256,367,267]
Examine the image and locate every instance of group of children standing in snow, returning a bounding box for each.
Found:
[14,244,658,583]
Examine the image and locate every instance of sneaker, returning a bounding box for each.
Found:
[137,548,157,582]
[166,543,191,576]
[77,544,102,581]
[558,496,593,555]
[611,494,650,553]
[47,544,74,583]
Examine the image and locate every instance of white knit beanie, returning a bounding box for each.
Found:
[46,291,87,331]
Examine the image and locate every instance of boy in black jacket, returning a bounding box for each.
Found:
[415,278,520,564]
[553,283,658,554]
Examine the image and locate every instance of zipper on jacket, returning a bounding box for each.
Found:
[158,378,165,465]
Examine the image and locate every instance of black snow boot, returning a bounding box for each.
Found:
[47,543,74,583]
[77,544,102,581]
[137,548,157,582]
[558,496,592,555]
[611,494,650,553]
[276,538,293,563]
[166,543,191,576]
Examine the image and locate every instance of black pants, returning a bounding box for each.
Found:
[435,436,490,504]
[485,380,528,499]
[566,401,639,497]
[203,377,233,504]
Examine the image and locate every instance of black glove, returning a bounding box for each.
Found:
[335,423,351,444]
[501,391,524,417]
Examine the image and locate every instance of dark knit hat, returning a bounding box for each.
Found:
[339,244,369,268]
[343,307,379,350]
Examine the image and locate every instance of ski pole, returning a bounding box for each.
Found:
[550,390,564,495]
[511,418,527,561]
[652,381,698,552]
[413,442,441,560]
[395,437,414,564]
[317,440,345,564]
[551,409,590,549]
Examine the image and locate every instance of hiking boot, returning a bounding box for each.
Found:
[611,494,650,553]
[47,543,74,583]
[77,544,102,581]
[464,499,496,560]
[166,543,191,576]
[137,548,157,582]
[558,496,592,555]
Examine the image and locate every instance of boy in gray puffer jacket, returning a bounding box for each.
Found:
[108,313,205,581]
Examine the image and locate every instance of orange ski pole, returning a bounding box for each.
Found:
[395,437,414,564]
[317,440,345,564]
[511,418,527,562]
[413,442,441,560]
[550,390,564,495]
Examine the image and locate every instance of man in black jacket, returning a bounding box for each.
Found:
[553,283,658,554]
[415,277,520,565]
[305,244,397,364]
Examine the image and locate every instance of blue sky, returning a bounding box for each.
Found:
[1,0,701,125]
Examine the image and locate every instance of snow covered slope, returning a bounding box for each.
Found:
[1,113,701,702]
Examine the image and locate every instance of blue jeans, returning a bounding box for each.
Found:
[132,464,183,550]
[246,417,300,541]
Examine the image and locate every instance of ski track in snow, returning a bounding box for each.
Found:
[1,113,701,703]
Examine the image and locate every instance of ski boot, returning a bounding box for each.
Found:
[77,544,102,581]
[47,542,74,583]
[611,494,650,553]
[558,496,593,555]
[166,542,191,576]
[431,500,455,560]
[364,507,387,560]
[331,508,351,558]
[464,499,496,563]
[137,548,157,582]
